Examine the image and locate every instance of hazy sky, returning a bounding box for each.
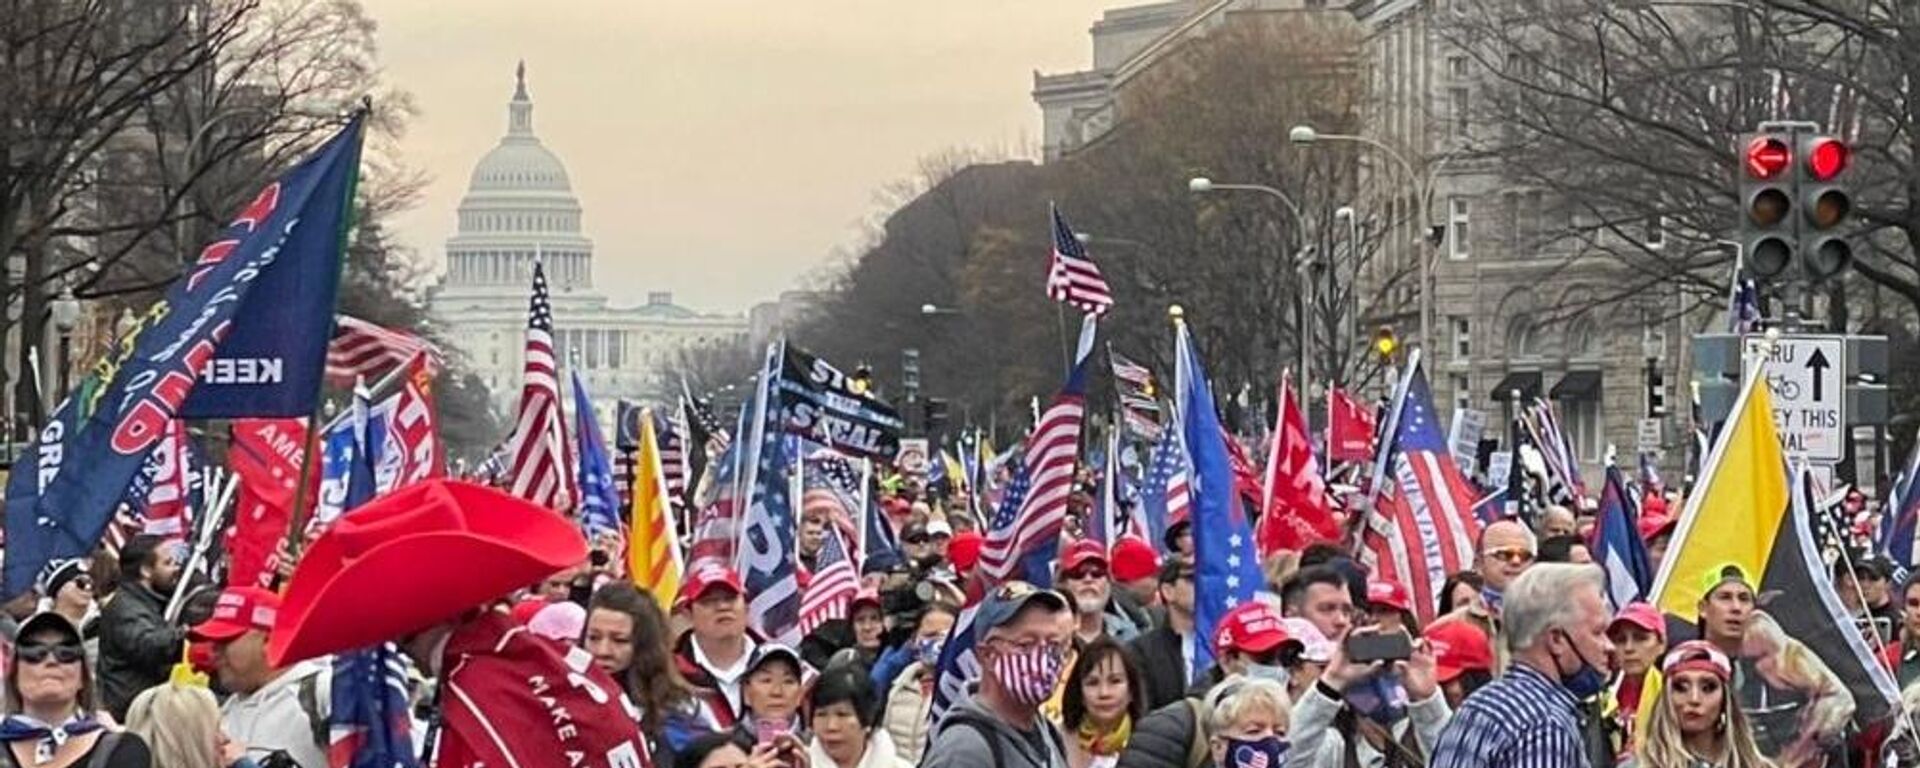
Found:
[361,1,1120,316]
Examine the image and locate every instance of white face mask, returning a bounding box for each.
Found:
[1244,662,1288,683]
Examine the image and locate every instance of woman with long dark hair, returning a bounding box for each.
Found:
[1058,637,1146,768]
[586,582,713,754]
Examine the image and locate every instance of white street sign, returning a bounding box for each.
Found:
[896,438,930,474]
[1636,418,1663,452]
[1487,451,1513,492]
[1743,334,1846,463]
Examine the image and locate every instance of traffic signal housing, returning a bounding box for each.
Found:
[1739,132,1795,279]
[1372,326,1398,362]
[1797,134,1852,280]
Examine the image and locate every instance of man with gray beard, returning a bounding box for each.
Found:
[1057,539,1145,646]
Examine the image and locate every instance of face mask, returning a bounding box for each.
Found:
[1553,629,1609,699]
[1225,736,1289,768]
[1480,585,1504,615]
[991,643,1066,708]
[914,637,944,666]
[1243,662,1288,684]
[1345,675,1409,726]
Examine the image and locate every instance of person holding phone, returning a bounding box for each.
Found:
[1286,622,1450,768]
[734,646,812,750]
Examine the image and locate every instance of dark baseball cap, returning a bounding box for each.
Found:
[971,581,1069,636]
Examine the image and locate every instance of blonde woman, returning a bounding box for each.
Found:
[124,685,255,768]
[1634,642,1771,768]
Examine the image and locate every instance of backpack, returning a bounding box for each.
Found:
[928,711,1069,768]
[1180,698,1211,768]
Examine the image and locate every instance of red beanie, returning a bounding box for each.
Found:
[947,531,985,574]
[1110,537,1160,582]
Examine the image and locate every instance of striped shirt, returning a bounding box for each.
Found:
[1429,664,1590,768]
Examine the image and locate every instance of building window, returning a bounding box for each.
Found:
[1645,216,1666,249]
[1448,55,1468,80]
[1449,198,1471,260]
[1567,317,1600,360]
[1450,87,1470,138]
[1567,398,1604,462]
[1452,374,1472,415]
[1506,314,1537,358]
[1451,316,1471,359]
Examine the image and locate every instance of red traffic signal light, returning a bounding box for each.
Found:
[1804,137,1849,181]
[1744,136,1792,180]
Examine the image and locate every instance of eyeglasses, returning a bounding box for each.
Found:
[1064,567,1109,582]
[904,535,932,545]
[1483,547,1535,566]
[16,643,84,666]
[69,577,93,592]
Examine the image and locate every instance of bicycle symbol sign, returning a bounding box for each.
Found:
[1742,334,1846,463]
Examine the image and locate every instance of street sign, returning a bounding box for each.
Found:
[1742,334,1846,463]
[1636,418,1663,453]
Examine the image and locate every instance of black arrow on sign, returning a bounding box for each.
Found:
[1806,348,1832,402]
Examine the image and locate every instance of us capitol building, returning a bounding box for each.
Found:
[429,65,748,421]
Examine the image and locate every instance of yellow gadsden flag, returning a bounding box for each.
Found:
[628,407,683,611]
[1649,361,1788,619]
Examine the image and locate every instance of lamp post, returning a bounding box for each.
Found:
[1334,206,1360,384]
[1290,124,1456,356]
[1188,176,1311,414]
[48,289,80,405]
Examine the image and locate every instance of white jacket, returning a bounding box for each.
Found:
[222,659,331,768]
[883,661,935,764]
[806,728,914,768]
[1286,683,1452,768]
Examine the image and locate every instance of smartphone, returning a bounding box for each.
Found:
[1346,631,1414,663]
[754,718,790,746]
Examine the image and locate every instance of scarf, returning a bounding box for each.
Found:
[0,714,101,765]
[1075,715,1132,757]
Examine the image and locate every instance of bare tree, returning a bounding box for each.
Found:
[1442,1,1918,320]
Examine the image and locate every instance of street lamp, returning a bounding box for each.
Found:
[920,304,961,316]
[1290,123,1455,355]
[49,289,80,402]
[1188,176,1311,412]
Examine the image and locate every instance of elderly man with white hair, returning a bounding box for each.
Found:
[1428,563,1616,768]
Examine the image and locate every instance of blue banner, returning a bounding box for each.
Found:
[1177,323,1260,679]
[572,370,622,538]
[4,117,364,597]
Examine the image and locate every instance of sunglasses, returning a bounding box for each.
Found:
[70,577,93,592]
[1484,547,1535,566]
[16,643,83,666]
[1064,567,1109,582]
[904,535,932,545]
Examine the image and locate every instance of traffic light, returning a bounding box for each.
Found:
[1372,326,1398,361]
[1797,134,1852,280]
[1739,132,1795,279]
[900,350,919,401]
[1647,367,1667,418]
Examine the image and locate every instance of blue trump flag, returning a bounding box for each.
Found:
[739,343,802,645]
[180,122,363,418]
[1881,430,1920,569]
[314,383,382,530]
[1595,464,1654,611]
[571,370,623,539]
[4,117,365,597]
[1176,319,1260,679]
[327,384,417,768]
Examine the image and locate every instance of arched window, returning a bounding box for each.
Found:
[1566,316,1600,359]
[1506,315,1538,358]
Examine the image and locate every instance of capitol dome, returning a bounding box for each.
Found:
[443,62,594,295]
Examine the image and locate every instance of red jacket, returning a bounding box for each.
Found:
[435,611,654,768]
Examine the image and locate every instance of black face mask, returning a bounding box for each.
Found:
[1550,629,1608,698]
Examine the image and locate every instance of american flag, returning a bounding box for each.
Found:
[658,409,688,508]
[797,524,858,635]
[1360,355,1480,623]
[325,315,442,386]
[501,260,574,510]
[1138,427,1191,554]
[1046,204,1113,316]
[975,363,1089,583]
[805,451,865,558]
[327,642,417,768]
[1109,349,1163,440]
[1523,400,1582,505]
[1230,742,1273,768]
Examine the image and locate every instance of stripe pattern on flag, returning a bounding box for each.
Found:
[502,260,573,510]
[1360,356,1479,621]
[976,384,1086,582]
[326,315,442,386]
[797,525,858,636]
[1046,204,1113,316]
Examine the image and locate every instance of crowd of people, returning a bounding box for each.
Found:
[0,468,1914,768]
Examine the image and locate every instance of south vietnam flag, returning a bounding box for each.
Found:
[628,408,683,611]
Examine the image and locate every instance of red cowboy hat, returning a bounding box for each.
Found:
[267,480,588,667]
